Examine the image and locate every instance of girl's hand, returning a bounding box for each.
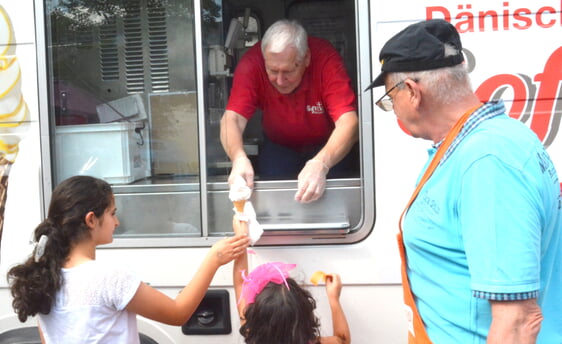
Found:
[325,273,343,300]
[210,234,250,266]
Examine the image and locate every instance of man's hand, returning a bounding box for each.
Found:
[294,159,329,203]
[228,156,255,189]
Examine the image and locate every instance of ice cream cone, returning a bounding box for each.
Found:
[233,199,246,212]
[0,6,30,253]
[0,156,12,243]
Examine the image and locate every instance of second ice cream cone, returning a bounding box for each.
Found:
[233,200,246,212]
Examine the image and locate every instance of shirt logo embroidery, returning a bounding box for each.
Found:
[306,102,325,115]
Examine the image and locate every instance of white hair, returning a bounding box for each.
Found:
[389,63,473,105]
[261,20,308,61]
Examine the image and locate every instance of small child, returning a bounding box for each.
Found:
[232,215,351,344]
[7,175,250,343]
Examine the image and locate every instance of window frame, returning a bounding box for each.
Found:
[38,0,375,248]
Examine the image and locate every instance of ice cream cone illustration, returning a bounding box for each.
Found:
[0,6,30,247]
[0,155,11,235]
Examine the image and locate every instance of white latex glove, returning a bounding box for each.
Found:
[294,159,329,203]
[228,156,254,189]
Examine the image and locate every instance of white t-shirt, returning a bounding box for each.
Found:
[38,260,142,344]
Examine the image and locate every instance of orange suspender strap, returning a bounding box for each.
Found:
[397,103,482,344]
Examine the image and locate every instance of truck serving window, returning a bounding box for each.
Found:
[44,0,374,247]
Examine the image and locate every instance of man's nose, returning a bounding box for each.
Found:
[275,73,286,86]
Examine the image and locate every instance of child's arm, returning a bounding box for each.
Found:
[232,215,249,321]
[126,233,250,325]
[38,322,46,344]
[320,273,351,344]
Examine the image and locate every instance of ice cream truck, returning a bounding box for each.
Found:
[0,0,560,343]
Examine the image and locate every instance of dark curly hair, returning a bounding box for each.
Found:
[240,278,321,344]
[7,176,113,322]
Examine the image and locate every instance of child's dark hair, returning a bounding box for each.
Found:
[7,175,113,322]
[240,278,321,344]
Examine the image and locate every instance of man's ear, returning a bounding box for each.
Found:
[404,79,421,109]
[304,49,311,68]
[84,211,97,229]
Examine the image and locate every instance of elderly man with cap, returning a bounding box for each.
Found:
[367,19,562,343]
[220,19,358,203]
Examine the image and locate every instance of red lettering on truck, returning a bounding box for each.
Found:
[475,47,562,147]
[427,2,561,32]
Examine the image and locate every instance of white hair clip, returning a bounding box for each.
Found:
[34,235,49,263]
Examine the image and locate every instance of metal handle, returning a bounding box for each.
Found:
[260,220,350,236]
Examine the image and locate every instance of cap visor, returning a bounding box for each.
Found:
[364,72,385,91]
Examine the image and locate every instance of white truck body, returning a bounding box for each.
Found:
[0,0,560,343]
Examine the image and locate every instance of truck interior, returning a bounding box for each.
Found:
[46,0,374,247]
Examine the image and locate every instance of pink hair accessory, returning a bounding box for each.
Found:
[240,262,296,305]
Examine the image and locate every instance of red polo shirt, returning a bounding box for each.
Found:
[226,37,357,151]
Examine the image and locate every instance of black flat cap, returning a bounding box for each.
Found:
[366,19,464,90]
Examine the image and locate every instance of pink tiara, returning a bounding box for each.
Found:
[240,262,296,305]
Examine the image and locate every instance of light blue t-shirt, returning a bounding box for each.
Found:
[403,101,562,343]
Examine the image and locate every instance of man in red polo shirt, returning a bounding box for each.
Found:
[220,19,358,203]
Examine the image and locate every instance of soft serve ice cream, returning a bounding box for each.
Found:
[229,175,251,212]
[229,175,262,244]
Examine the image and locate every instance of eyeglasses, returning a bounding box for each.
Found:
[375,80,405,112]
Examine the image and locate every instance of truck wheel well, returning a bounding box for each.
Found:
[0,327,159,344]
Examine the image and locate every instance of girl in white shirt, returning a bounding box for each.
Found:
[8,175,250,343]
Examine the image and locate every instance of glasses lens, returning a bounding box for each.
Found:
[377,98,393,112]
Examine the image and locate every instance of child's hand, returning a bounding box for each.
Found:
[232,215,249,236]
[325,273,343,300]
[210,234,250,266]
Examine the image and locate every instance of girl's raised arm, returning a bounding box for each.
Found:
[126,233,249,325]
[320,273,351,344]
[232,215,250,320]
